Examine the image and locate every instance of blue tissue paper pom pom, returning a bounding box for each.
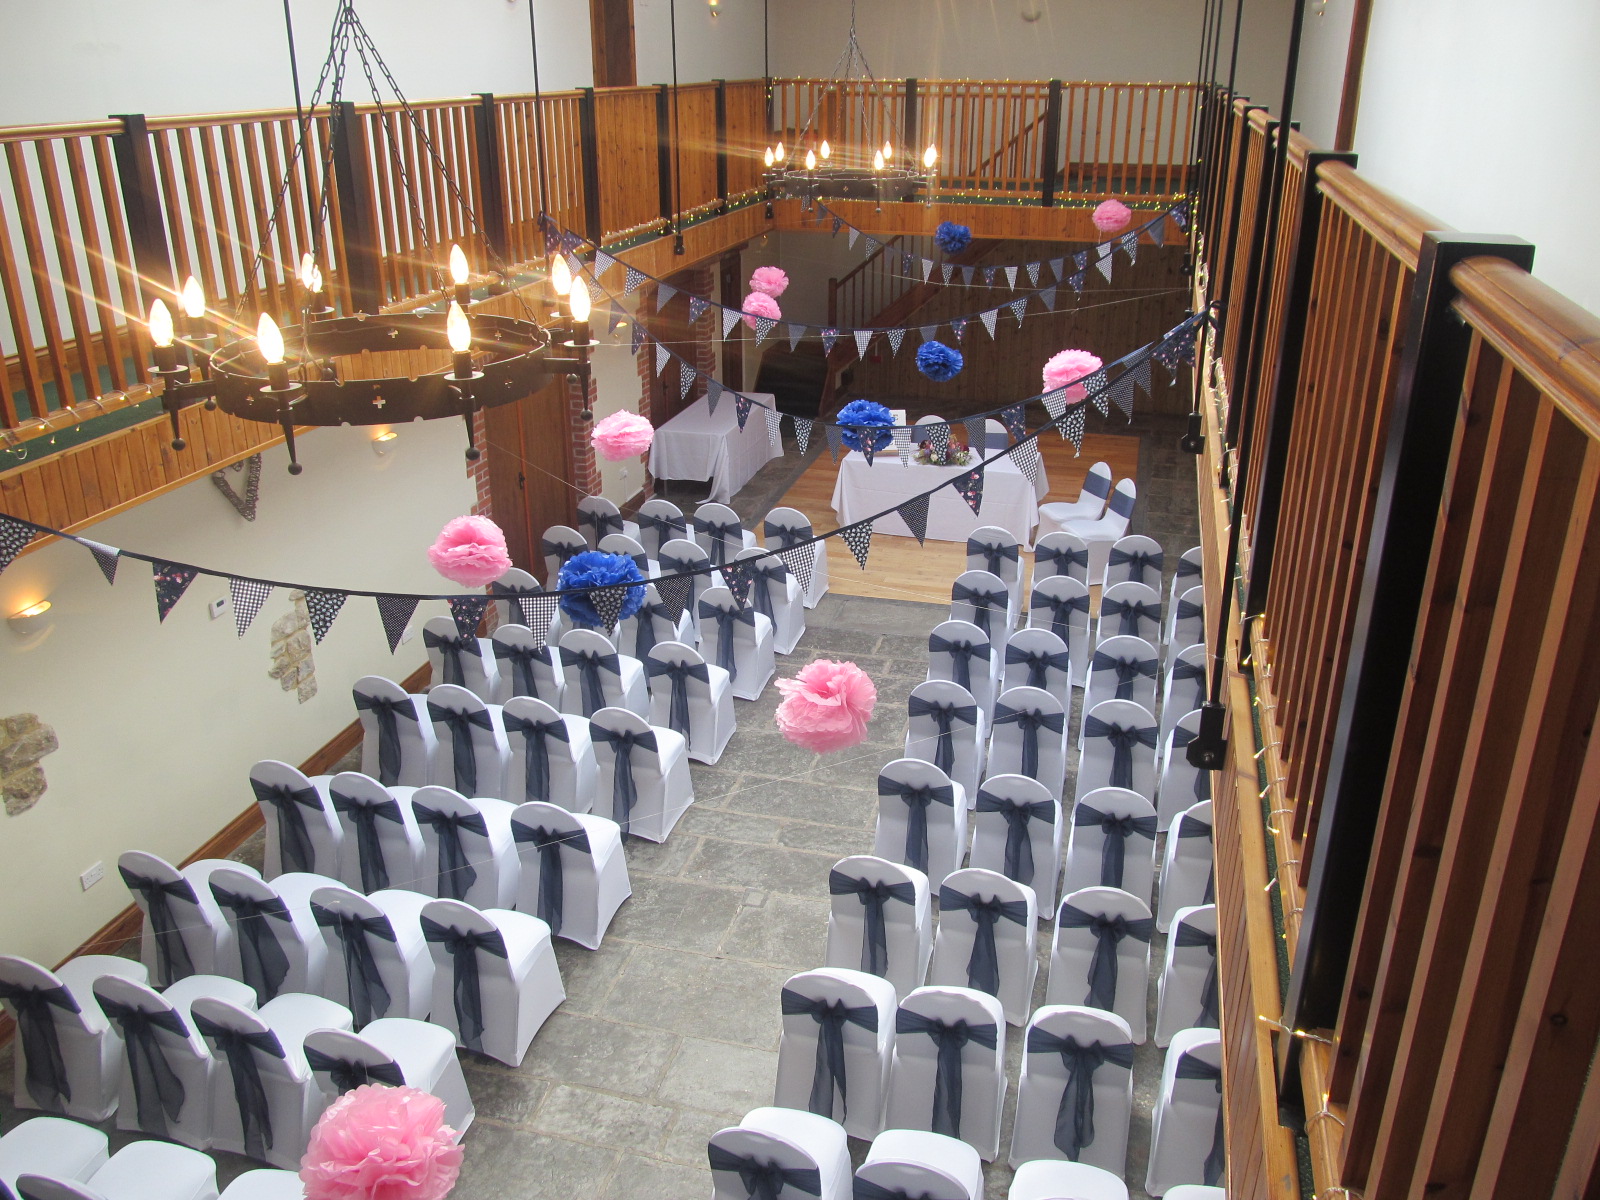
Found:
[935,221,971,255]
[916,340,964,382]
[835,399,896,452]
[557,550,646,627]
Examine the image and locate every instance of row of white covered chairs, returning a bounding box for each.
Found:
[1036,465,1138,582]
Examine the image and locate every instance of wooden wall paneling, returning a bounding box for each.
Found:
[589,0,638,89]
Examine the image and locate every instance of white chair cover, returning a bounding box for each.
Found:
[597,532,656,578]
[982,418,1011,453]
[1168,586,1206,655]
[327,772,426,895]
[950,569,1013,651]
[248,760,341,880]
[825,856,933,1000]
[118,853,250,986]
[352,676,436,788]
[1027,576,1093,689]
[0,954,146,1121]
[557,627,650,719]
[987,687,1069,805]
[218,1170,313,1200]
[857,1129,984,1200]
[421,615,499,702]
[708,1107,853,1200]
[303,1020,474,1135]
[734,545,806,654]
[1030,530,1092,593]
[1036,461,1112,537]
[1161,645,1209,744]
[207,867,332,1002]
[615,582,696,665]
[656,538,716,642]
[968,773,1062,912]
[425,684,511,800]
[408,787,519,909]
[1076,700,1160,804]
[693,501,759,570]
[308,885,434,1026]
[1001,627,1072,702]
[928,869,1038,1027]
[489,625,565,709]
[1048,885,1155,1042]
[764,506,829,608]
[885,986,1008,1161]
[698,585,777,700]
[1064,786,1159,904]
[904,680,985,803]
[539,524,588,586]
[1145,1029,1226,1195]
[1084,635,1160,717]
[1104,533,1164,590]
[966,526,1025,623]
[1096,581,1163,648]
[502,695,597,811]
[419,898,565,1067]
[1163,1188,1225,1200]
[636,498,689,564]
[774,967,898,1139]
[589,706,693,842]
[1062,479,1136,586]
[1008,1005,1136,1176]
[1160,709,1212,822]
[1172,546,1204,593]
[488,567,541,631]
[576,495,639,548]
[510,801,632,949]
[1009,1159,1130,1200]
[0,1117,108,1195]
[873,757,967,887]
[1156,904,1220,1047]
[927,620,998,729]
[1158,801,1215,932]
[16,1139,219,1200]
[645,640,736,765]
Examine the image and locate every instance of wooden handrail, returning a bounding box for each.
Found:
[1314,160,1442,271]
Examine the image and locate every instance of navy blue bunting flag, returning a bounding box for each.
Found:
[928,422,950,460]
[624,266,645,295]
[152,561,199,623]
[734,392,753,431]
[776,545,814,597]
[792,416,814,455]
[689,296,709,323]
[678,364,697,400]
[1058,403,1088,451]
[1001,405,1027,442]
[518,593,559,645]
[376,595,420,653]
[589,585,627,633]
[1068,271,1085,293]
[1111,373,1137,420]
[448,596,491,640]
[964,417,988,456]
[721,561,754,610]
[305,588,347,644]
[1027,262,1041,287]
[1040,286,1058,311]
[821,328,840,355]
[840,522,873,570]
[887,328,905,356]
[229,578,272,637]
[898,493,930,545]
[81,538,120,585]
[982,266,997,287]
[1007,297,1028,326]
[823,421,846,462]
[1050,256,1066,282]
[788,323,806,351]
[706,379,722,415]
[919,324,938,344]
[961,266,976,287]
[657,283,678,310]
[0,516,33,577]
[955,467,985,516]
[1075,251,1089,272]
[951,317,968,342]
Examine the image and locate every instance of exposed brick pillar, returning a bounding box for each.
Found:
[468,409,492,517]
[566,374,600,497]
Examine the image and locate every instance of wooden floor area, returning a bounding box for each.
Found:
[780,430,1142,605]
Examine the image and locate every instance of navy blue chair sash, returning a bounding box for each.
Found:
[991,702,1065,779]
[1102,596,1162,638]
[1175,1051,1226,1185]
[425,701,497,796]
[951,583,1003,637]
[353,692,417,786]
[829,871,916,977]
[928,633,987,695]
[1035,590,1091,642]
[0,980,78,1110]
[502,711,570,804]
[99,997,187,1134]
[1170,657,1207,716]
[303,1045,406,1093]
[780,988,878,1118]
[419,917,509,1052]
[328,791,406,893]
[975,791,1055,884]
[877,777,955,874]
[1089,650,1158,702]
[423,628,480,688]
[1081,715,1159,790]
[906,696,978,775]
[1174,921,1220,1027]
[591,726,657,838]
[492,641,550,700]
[1025,1026,1135,1159]
[630,602,667,660]
[210,886,294,1001]
[310,905,395,1026]
[696,518,743,567]
[511,823,590,935]
[706,1144,822,1200]
[646,657,709,736]
[938,886,1029,996]
[118,868,197,982]
[1056,901,1154,1010]
[967,539,1019,580]
[1035,543,1088,577]
[249,779,323,874]
[412,803,488,900]
[893,1010,998,1138]
[562,647,623,716]
[1170,727,1213,801]
[193,1014,284,1160]
[1107,546,1164,586]
[1005,642,1071,690]
[700,604,757,679]
[1073,803,1158,889]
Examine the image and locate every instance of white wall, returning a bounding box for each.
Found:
[0,424,475,965]
[633,0,768,86]
[1290,0,1355,150]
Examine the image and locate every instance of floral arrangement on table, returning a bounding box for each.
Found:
[835,399,896,453]
[914,439,972,467]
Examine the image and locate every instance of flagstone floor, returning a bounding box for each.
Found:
[0,409,1201,1200]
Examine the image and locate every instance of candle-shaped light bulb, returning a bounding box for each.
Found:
[448,243,471,306]
[774,141,786,163]
[819,139,831,160]
[550,254,572,296]
[568,280,591,326]
[299,252,316,291]
[446,300,474,379]
[308,263,324,295]
[882,140,893,162]
[923,143,938,169]
[256,312,289,389]
[805,148,817,170]
[764,146,775,168]
[180,276,205,320]
[149,298,177,372]
[873,149,885,171]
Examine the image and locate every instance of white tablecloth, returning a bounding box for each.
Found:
[648,391,782,504]
[830,449,1038,543]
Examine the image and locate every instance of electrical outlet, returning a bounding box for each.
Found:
[80,861,104,891]
[208,595,229,620]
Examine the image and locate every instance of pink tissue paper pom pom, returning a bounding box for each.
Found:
[742,290,782,330]
[1092,198,1133,233]
[775,658,877,753]
[1042,348,1104,401]
[748,265,790,297]
[427,514,512,589]
[300,1084,463,1200]
[591,410,655,462]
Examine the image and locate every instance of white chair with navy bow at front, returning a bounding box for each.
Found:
[826,856,933,1000]
[409,786,519,909]
[1156,904,1219,1047]
[248,759,342,881]
[1146,1029,1226,1195]
[557,627,649,718]
[1035,461,1112,539]
[1077,700,1159,804]
[885,986,1008,1161]
[597,532,656,579]
[904,680,985,803]
[1009,1004,1135,1176]
[502,695,596,811]
[308,883,434,1026]
[1104,534,1164,591]
[422,615,499,703]
[950,570,1013,652]
[693,501,758,571]
[419,897,564,1067]
[489,625,564,709]
[352,675,436,789]
[589,706,692,842]
[775,967,898,1139]
[510,801,630,949]
[1030,530,1092,593]
[1162,645,1208,742]
[636,498,688,565]
[873,758,967,888]
[1171,545,1204,598]
[708,1108,853,1200]
[1162,1189,1225,1200]
[1009,1160,1130,1200]
[929,868,1037,1027]
[118,852,249,987]
[1168,587,1206,656]
[616,582,696,664]
[425,684,511,800]
[1084,635,1160,718]
[968,774,1062,913]
[207,866,331,1002]
[764,506,829,608]
[1159,801,1215,932]
[14,1139,219,1200]
[966,527,1025,625]
[576,495,638,548]
[1161,710,1211,822]
[1027,576,1092,688]
[645,640,735,765]
[540,525,588,585]
[987,687,1069,804]
[656,538,715,642]
[1001,627,1072,702]
[0,1117,109,1196]
[734,545,806,655]
[303,1020,474,1135]
[327,771,425,895]
[488,567,541,630]
[927,620,997,731]
[856,1129,985,1200]
[1097,581,1162,649]
[1048,885,1154,1042]
[0,954,147,1121]
[1064,478,1137,587]
[699,585,776,700]
[1064,787,1159,904]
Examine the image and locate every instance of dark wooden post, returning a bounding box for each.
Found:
[109,114,174,313]
[1039,80,1065,207]
[714,79,729,211]
[655,85,674,233]
[1221,114,1278,447]
[472,94,510,265]
[902,78,919,203]
[329,101,384,313]
[578,89,604,246]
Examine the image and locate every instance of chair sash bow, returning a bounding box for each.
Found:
[938,885,1029,996]
[991,702,1065,779]
[928,634,987,694]
[303,1045,406,1094]
[1107,546,1164,586]
[1073,803,1158,888]
[1081,715,1159,790]
[99,997,187,1134]
[412,803,487,900]
[328,791,407,893]
[492,641,551,701]
[1175,1052,1226,1185]
[1090,649,1158,701]
[1102,596,1162,638]
[975,791,1056,884]
[1035,590,1091,642]
[1056,901,1154,1010]
[1035,543,1088,577]
[423,627,481,688]
[426,701,497,796]
[210,886,294,1000]
[695,518,743,566]
[194,1014,283,1160]
[1170,657,1207,716]
[700,603,757,679]
[780,988,878,1118]
[1005,642,1071,690]
[967,539,1019,580]
[118,867,197,982]
[906,697,978,775]
[353,692,418,786]
[1170,726,1214,801]
[502,711,570,804]
[638,510,687,552]
[828,871,916,977]
[311,905,396,1026]
[1025,1027,1135,1159]
[419,918,509,1052]
[592,726,657,838]
[511,823,591,935]
[893,1011,998,1138]
[951,583,1004,637]
[249,779,324,874]
[646,657,710,736]
[1174,921,1220,1027]
[877,777,955,874]
[630,601,667,660]
[706,1145,821,1200]
[562,647,623,716]
[0,980,78,1109]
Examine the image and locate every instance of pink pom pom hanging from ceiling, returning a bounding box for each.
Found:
[427,514,512,589]
[741,290,782,330]
[748,266,790,297]
[1042,348,1104,401]
[1092,199,1133,233]
[590,410,655,462]
[299,1084,463,1200]
[775,658,877,753]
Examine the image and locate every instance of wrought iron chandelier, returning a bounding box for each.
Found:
[146,0,590,473]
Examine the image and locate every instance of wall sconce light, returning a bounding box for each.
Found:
[372,429,399,457]
[708,0,719,15]
[9,599,53,637]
